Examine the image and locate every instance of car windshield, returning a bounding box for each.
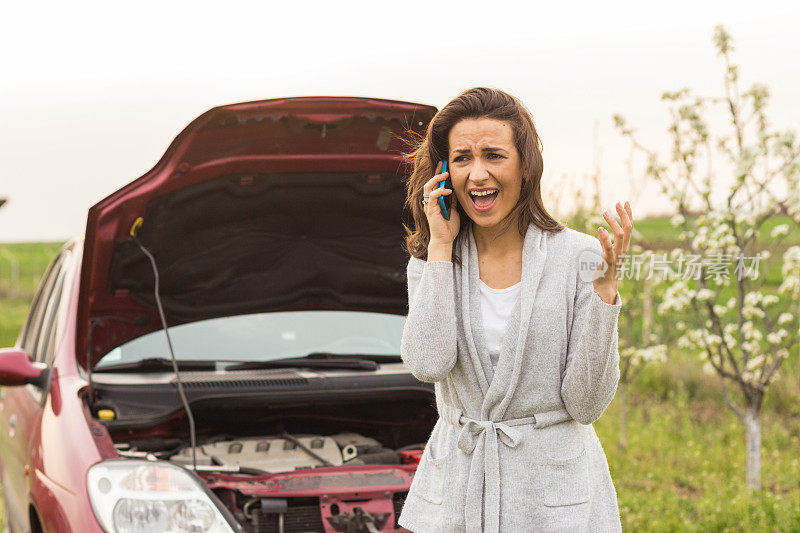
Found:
[95,310,406,368]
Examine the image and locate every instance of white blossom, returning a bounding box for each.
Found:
[743,305,766,319]
[779,247,800,295]
[766,332,782,344]
[692,227,710,249]
[762,294,779,306]
[723,332,738,348]
[770,224,790,238]
[659,281,693,313]
[779,276,800,294]
[696,288,715,302]
[745,355,765,372]
[632,344,668,364]
[784,246,800,264]
[742,340,761,353]
[706,333,723,347]
[744,291,763,306]
[741,321,763,341]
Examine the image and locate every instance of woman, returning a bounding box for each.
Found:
[397,87,633,533]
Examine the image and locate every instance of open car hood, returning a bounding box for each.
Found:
[77,96,437,370]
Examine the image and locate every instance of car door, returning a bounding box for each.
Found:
[0,249,70,531]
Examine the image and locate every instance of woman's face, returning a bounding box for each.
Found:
[447,118,523,229]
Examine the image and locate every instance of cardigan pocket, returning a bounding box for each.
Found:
[542,444,591,507]
[410,439,450,505]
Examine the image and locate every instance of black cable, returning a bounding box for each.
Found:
[280,431,334,467]
[132,233,198,472]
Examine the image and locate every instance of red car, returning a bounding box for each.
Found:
[0,96,439,533]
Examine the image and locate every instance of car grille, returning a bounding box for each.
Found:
[244,493,409,532]
[247,501,325,533]
[175,370,309,390]
[182,377,309,389]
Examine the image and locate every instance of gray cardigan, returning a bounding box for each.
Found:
[397,221,624,533]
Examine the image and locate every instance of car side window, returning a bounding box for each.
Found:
[18,252,66,356]
[36,251,72,364]
[16,257,58,351]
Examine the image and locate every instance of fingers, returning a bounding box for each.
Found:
[596,201,633,284]
[601,201,634,257]
[422,161,455,223]
[603,210,624,255]
[613,201,632,254]
[622,201,633,251]
[427,187,452,205]
[597,227,614,272]
[423,168,449,193]
[426,186,452,214]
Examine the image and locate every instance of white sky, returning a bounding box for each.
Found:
[1,0,798,241]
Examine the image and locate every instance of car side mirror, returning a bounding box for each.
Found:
[0,348,49,388]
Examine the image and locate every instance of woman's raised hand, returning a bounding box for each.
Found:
[593,201,633,302]
[424,160,461,246]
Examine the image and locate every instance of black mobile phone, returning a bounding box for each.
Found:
[438,160,451,220]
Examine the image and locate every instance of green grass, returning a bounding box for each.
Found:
[0,242,65,347]
[2,233,800,531]
[0,298,33,348]
[597,348,800,531]
[630,214,800,251]
[0,242,65,297]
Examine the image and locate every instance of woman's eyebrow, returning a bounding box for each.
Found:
[451,146,507,154]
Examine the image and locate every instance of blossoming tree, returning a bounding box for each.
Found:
[613,25,800,490]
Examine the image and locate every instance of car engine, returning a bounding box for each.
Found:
[167,432,403,473]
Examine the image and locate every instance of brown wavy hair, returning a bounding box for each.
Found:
[401,87,565,265]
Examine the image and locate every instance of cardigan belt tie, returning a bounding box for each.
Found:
[438,402,573,533]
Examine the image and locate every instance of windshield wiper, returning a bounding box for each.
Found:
[225,353,386,372]
[93,358,219,373]
[304,352,401,363]
[94,353,400,373]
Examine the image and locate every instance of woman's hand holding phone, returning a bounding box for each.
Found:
[423,160,461,250]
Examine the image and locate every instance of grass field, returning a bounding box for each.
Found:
[598,352,800,531]
[1,217,798,531]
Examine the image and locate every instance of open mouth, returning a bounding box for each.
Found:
[469,189,499,212]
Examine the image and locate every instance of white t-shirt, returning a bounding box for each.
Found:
[478,278,522,369]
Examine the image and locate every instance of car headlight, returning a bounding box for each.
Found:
[87,460,237,533]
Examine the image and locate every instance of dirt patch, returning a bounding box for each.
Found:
[673,478,702,500]
[689,400,724,425]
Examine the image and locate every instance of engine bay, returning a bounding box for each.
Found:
[91,366,436,532]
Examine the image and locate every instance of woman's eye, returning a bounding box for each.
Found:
[453,156,467,162]
[487,153,503,159]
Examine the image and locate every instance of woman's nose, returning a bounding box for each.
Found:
[469,158,490,181]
